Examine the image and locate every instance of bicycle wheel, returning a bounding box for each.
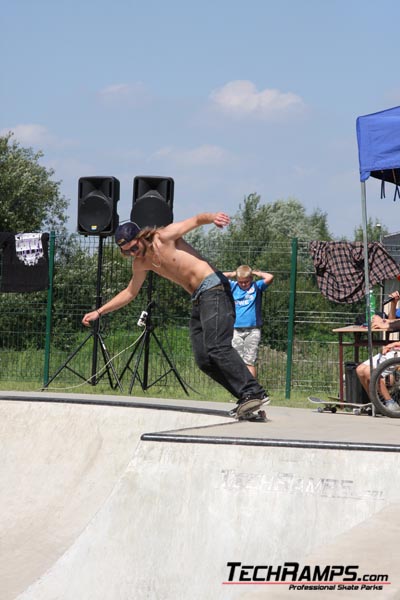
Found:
[369,356,400,418]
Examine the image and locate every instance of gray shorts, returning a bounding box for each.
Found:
[362,350,400,376]
[232,328,261,366]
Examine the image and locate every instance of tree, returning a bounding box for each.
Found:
[222,193,332,244]
[353,218,389,242]
[262,197,332,241]
[184,193,335,352]
[0,132,68,232]
[187,193,332,269]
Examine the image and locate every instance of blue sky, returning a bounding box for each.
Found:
[2,0,400,239]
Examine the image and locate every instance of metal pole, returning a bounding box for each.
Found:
[43,231,55,387]
[142,272,154,389]
[361,181,377,417]
[90,236,104,384]
[285,237,298,399]
[360,182,374,367]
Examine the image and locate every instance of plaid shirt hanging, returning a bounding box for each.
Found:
[309,241,400,304]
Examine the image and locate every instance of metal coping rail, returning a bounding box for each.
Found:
[3,393,400,453]
[141,432,400,453]
[0,393,229,417]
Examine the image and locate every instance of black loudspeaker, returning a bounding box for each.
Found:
[131,176,174,228]
[77,176,120,236]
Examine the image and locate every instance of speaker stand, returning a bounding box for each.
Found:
[118,272,189,395]
[43,237,122,391]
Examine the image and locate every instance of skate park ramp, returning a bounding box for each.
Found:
[1,390,400,600]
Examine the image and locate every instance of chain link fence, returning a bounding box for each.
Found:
[0,234,383,400]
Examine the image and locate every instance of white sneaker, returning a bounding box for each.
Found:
[385,399,400,411]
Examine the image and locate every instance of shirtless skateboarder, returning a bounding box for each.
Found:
[82,212,269,418]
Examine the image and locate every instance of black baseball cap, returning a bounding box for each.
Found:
[114,222,141,247]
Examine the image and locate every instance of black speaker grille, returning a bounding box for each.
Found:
[131,176,174,228]
[77,176,120,236]
[78,192,113,233]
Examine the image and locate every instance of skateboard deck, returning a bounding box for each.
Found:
[308,396,372,415]
[232,398,271,421]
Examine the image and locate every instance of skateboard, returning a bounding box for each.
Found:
[308,396,372,415]
[230,398,271,422]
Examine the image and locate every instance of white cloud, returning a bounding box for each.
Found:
[1,124,56,147]
[152,144,231,166]
[0,124,77,150]
[209,80,305,119]
[98,82,151,107]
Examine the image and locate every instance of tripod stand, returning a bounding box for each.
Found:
[43,236,122,391]
[118,272,189,395]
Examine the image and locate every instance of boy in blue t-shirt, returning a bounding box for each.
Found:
[223,265,274,377]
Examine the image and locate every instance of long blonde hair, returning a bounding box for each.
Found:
[135,226,158,245]
[135,226,162,267]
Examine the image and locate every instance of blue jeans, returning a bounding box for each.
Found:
[189,283,266,402]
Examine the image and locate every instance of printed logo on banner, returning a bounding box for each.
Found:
[15,234,44,266]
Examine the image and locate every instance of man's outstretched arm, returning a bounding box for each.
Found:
[82,269,147,326]
[159,212,230,241]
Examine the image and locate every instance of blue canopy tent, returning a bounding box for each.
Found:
[356,106,400,389]
[357,105,400,185]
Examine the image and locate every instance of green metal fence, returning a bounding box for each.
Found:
[0,233,378,399]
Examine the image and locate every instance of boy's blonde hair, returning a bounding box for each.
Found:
[236,265,252,279]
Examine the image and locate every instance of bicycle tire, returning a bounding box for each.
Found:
[369,356,400,418]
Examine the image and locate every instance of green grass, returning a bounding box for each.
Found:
[0,326,331,410]
[0,377,313,409]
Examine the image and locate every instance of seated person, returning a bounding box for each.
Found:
[371,290,400,328]
[391,290,400,319]
[357,292,400,411]
[356,340,400,411]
